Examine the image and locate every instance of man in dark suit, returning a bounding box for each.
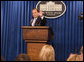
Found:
[30,9,47,26]
[30,9,54,40]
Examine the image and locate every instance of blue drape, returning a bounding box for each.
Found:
[1,1,83,61]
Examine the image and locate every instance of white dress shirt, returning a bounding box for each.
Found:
[32,16,44,26]
[32,18,37,26]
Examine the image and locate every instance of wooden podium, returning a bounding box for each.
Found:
[22,26,53,61]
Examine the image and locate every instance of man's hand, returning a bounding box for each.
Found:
[38,10,43,17]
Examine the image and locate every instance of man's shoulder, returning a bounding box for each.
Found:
[30,19,33,24]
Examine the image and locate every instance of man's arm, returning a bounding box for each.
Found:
[36,10,47,26]
[41,17,47,26]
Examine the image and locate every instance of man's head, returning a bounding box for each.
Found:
[32,9,39,18]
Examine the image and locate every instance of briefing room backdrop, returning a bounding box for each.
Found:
[1,1,83,61]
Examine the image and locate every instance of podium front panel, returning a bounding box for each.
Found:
[27,43,46,61]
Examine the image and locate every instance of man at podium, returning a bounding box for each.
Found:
[30,9,47,26]
[30,8,54,40]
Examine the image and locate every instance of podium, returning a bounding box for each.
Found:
[22,26,53,61]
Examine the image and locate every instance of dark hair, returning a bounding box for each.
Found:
[1,56,5,61]
[15,54,31,61]
[32,8,40,12]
